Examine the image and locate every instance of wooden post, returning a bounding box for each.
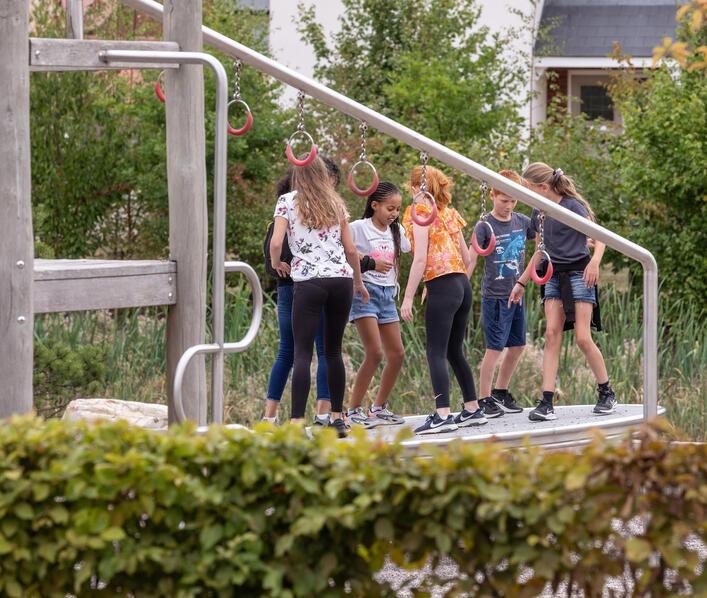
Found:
[0,0,34,417]
[164,0,208,424]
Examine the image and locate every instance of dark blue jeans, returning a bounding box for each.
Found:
[266,284,329,402]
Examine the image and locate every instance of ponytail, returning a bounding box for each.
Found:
[523,162,595,221]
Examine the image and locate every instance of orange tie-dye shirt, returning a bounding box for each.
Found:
[402,204,467,282]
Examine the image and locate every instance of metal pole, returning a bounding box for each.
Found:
[66,0,84,40]
[120,0,659,421]
[101,49,228,424]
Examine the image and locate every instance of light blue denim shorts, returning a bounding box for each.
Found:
[543,271,597,305]
[349,282,399,324]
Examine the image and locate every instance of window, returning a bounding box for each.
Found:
[579,85,613,120]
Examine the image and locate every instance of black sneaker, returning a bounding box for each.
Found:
[479,397,504,419]
[454,407,487,428]
[327,417,348,438]
[414,412,458,435]
[594,386,617,415]
[491,390,524,414]
[529,399,557,421]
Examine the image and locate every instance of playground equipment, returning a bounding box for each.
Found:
[285,90,318,167]
[227,60,253,137]
[1,0,661,447]
[409,152,438,227]
[470,182,497,256]
[347,121,379,197]
[530,211,554,285]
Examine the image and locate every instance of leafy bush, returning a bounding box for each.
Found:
[33,339,109,418]
[0,417,704,596]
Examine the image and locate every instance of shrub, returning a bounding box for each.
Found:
[0,417,704,596]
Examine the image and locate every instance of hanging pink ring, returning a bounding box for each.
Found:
[285,130,318,167]
[155,71,166,103]
[227,99,254,136]
[410,191,438,227]
[470,220,497,256]
[347,160,379,197]
[530,250,554,285]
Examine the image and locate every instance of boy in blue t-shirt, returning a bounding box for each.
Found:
[467,170,535,420]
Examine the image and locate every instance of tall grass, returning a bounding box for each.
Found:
[33,282,706,440]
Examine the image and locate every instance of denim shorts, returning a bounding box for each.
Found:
[349,282,399,324]
[481,298,526,351]
[544,271,597,305]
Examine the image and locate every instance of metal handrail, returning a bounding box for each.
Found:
[101,49,234,424]
[120,0,659,421]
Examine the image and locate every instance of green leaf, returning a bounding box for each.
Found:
[13,503,34,520]
[626,538,653,562]
[199,524,223,550]
[101,527,126,542]
[374,518,394,540]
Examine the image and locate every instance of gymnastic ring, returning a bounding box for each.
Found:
[410,191,438,227]
[155,70,166,103]
[470,220,497,256]
[285,130,318,167]
[347,160,379,197]
[227,99,254,136]
[530,250,554,285]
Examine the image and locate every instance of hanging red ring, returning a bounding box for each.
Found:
[154,71,166,103]
[410,191,438,227]
[470,220,497,256]
[285,130,318,167]
[227,99,254,136]
[347,160,379,196]
[530,250,554,285]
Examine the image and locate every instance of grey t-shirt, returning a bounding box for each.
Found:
[475,212,535,299]
[530,197,591,265]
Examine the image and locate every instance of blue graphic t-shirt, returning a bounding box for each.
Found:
[475,212,535,299]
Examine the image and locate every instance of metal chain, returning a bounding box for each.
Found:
[297,90,306,132]
[538,211,546,250]
[232,60,242,100]
[480,182,489,218]
[420,152,428,194]
[359,121,368,162]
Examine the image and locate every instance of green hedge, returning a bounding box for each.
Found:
[0,417,704,597]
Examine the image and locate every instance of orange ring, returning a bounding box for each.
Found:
[285,130,318,167]
[227,99,254,136]
[470,220,496,256]
[410,191,438,226]
[347,161,379,196]
[530,250,554,285]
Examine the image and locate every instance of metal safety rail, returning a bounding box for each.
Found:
[121,0,659,424]
[100,49,263,424]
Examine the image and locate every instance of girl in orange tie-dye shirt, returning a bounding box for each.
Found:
[401,166,486,435]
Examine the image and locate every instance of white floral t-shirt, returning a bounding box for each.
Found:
[273,191,353,282]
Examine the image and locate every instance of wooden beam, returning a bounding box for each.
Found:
[33,259,177,313]
[66,0,84,40]
[164,0,208,425]
[29,38,181,72]
[0,0,34,417]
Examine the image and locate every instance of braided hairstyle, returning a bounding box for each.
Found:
[362,181,403,276]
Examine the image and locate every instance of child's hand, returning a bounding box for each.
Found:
[508,283,524,307]
[374,259,393,274]
[272,261,291,278]
[401,296,414,321]
[356,282,370,304]
[583,259,599,287]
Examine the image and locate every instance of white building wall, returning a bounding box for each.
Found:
[269,0,544,130]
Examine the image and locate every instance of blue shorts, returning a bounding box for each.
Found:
[481,298,526,351]
[543,272,597,305]
[349,282,399,324]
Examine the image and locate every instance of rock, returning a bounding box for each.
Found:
[63,398,168,431]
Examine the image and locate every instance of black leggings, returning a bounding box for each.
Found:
[291,277,353,418]
[424,273,477,409]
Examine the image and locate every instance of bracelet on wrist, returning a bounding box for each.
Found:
[516,280,525,288]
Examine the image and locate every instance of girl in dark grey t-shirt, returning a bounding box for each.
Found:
[510,163,617,423]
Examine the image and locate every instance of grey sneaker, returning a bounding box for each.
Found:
[347,407,371,427]
[367,405,405,427]
[594,386,617,415]
[529,399,557,422]
[312,413,330,428]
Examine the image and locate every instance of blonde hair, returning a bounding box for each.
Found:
[291,157,348,228]
[522,162,595,220]
[409,165,453,209]
[491,169,524,196]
